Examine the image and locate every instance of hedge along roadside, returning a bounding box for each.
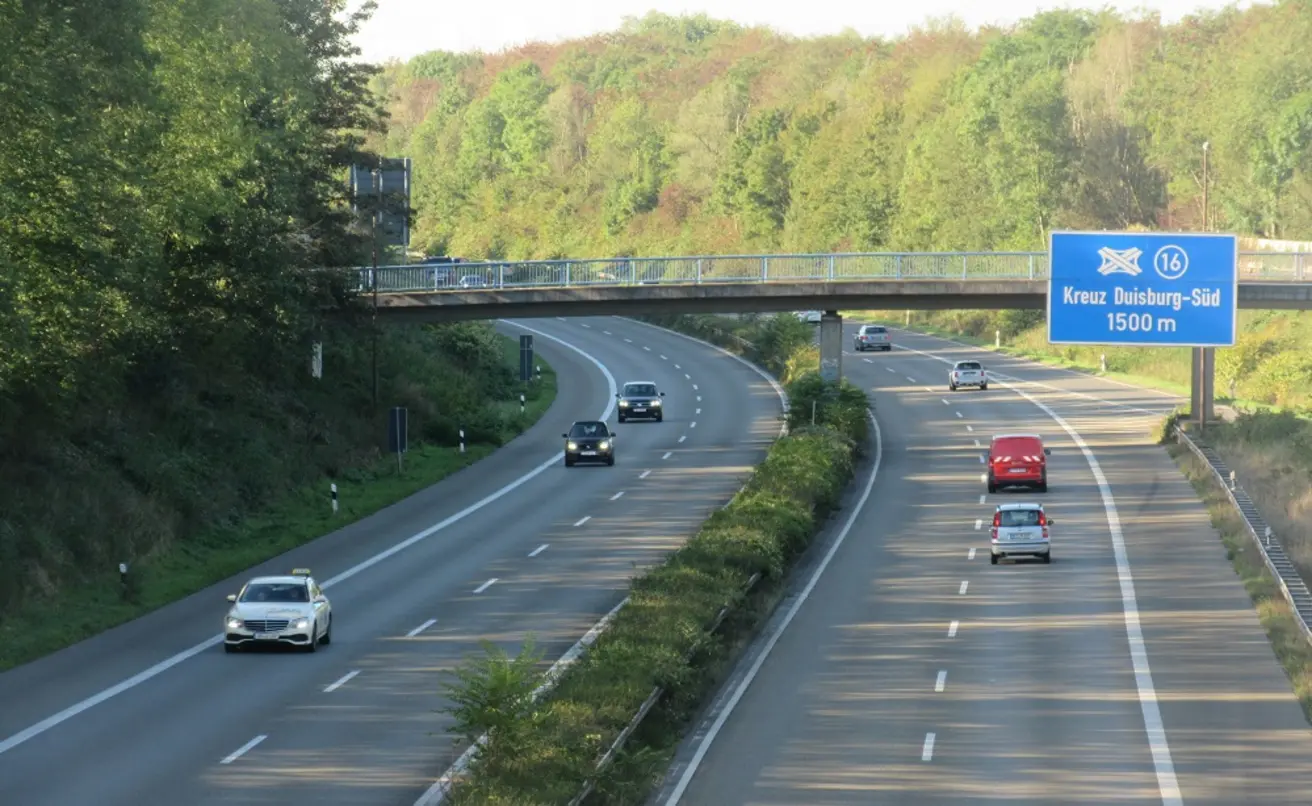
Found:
[438,321,873,805]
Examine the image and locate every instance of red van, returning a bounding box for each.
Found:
[986,433,1051,493]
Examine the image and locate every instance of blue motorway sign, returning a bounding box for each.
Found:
[1047,230,1237,347]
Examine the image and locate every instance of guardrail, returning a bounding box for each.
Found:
[340,250,1312,294]
[1171,424,1312,642]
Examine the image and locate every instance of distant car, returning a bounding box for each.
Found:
[989,502,1054,565]
[224,569,332,653]
[797,310,823,324]
[563,420,615,466]
[949,360,988,391]
[457,275,488,289]
[853,324,891,351]
[986,433,1051,493]
[617,380,665,422]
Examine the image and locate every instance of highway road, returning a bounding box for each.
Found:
[0,316,784,806]
[650,325,1312,806]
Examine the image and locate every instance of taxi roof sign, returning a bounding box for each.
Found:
[290,568,312,577]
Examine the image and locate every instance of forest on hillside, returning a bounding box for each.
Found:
[372,4,1312,260]
[0,0,535,641]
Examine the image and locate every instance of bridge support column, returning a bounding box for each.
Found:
[819,310,842,383]
[1190,347,1216,428]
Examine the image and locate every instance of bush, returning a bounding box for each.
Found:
[441,317,872,804]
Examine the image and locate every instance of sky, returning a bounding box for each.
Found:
[348,0,1255,63]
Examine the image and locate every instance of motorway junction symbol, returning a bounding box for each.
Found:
[1096,246,1144,276]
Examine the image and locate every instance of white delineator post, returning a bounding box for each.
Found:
[460,429,465,454]
[330,483,338,514]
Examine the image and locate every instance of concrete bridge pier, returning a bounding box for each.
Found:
[819,310,843,383]
[1190,347,1216,428]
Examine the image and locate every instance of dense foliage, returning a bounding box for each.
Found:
[374,6,1312,259]
[0,2,536,632]
[442,328,870,803]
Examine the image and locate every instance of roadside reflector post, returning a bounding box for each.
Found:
[520,393,526,414]
[995,329,1000,348]
[1229,470,1236,490]
[1265,526,1273,547]
[1100,354,1107,373]
[460,429,465,454]
[330,482,338,514]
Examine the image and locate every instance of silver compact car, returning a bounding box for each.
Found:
[989,503,1053,565]
[224,569,333,652]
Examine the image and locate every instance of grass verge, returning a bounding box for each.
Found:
[440,316,871,804]
[1162,425,1312,721]
[0,336,557,672]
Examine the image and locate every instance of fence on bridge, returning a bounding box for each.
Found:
[343,250,1311,294]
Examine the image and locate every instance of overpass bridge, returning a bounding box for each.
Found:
[340,249,1311,424]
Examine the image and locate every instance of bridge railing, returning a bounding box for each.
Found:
[344,251,1310,294]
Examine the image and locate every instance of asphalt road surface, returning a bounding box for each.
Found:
[652,325,1312,806]
[0,316,783,806]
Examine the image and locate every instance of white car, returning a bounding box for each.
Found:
[224,569,333,653]
[949,360,988,391]
[853,324,891,351]
[989,503,1054,565]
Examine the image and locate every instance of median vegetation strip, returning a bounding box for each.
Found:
[0,329,557,673]
[1161,421,1312,722]
[440,314,871,804]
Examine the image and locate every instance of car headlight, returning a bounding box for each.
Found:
[292,618,309,630]
[651,399,661,405]
[619,400,629,407]
[567,441,578,450]
[226,617,242,631]
[599,440,610,450]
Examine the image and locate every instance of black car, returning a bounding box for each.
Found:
[616,381,665,423]
[563,420,615,467]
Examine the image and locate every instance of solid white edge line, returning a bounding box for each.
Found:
[573,516,591,527]
[324,670,360,693]
[220,734,266,765]
[416,596,631,805]
[473,578,497,594]
[528,543,548,557]
[894,341,1182,804]
[406,618,437,637]
[921,732,936,761]
[935,671,947,692]
[660,411,882,806]
[0,322,623,758]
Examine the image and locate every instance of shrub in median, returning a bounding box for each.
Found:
[442,360,870,804]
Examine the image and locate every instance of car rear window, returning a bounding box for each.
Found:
[992,437,1043,455]
[862,326,886,334]
[956,362,982,370]
[998,509,1042,528]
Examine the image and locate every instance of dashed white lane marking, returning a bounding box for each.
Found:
[603,330,612,335]
[922,732,936,762]
[640,470,651,479]
[864,358,872,363]
[974,519,983,530]
[696,395,702,402]
[968,547,977,560]
[675,364,681,369]
[690,421,697,428]
[935,671,947,692]
[324,670,360,693]
[644,346,651,351]
[948,620,959,638]
[555,317,566,322]
[974,439,981,448]
[979,495,987,505]
[474,578,498,594]
[925,387,935,393]
[610,491,624,501]
[696,408,701,415]
[660,354,668,360]
[978,455,985,464]
[692,383,698,390]
[966,425,974,432]
[956,412,964,418]
[406,618,437,637]
[678,435,686,443]
[979,473,987,483]
[221,735,266,765]
[581,323,591,328]
[662,451,672,460]
[906,376,917,383]
[529,544,548,557]
[942,399,950,405]
[573,516,591,527]
[958,581,969,595]
[685,373,691,379]
[625,338,633,343]
[885,367,896,373]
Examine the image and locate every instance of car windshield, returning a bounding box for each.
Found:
[240,582,308,603]
[569,422,608,438]
[957,362,982,370]
[624,384,657,396]
[999,509,1042,528]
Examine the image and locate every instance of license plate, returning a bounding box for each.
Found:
[254,632,279,640]
[581,450,597,456]
[1009,468,1027,474]
[633,408,646,413]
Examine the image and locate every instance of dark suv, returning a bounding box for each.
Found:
[563,420,615,467]
[617,381,665,423]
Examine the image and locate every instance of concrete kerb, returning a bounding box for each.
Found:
[1170,424,1312,645]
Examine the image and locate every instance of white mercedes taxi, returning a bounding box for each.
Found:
[989,503,1054,565]
[223,569,333,653]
